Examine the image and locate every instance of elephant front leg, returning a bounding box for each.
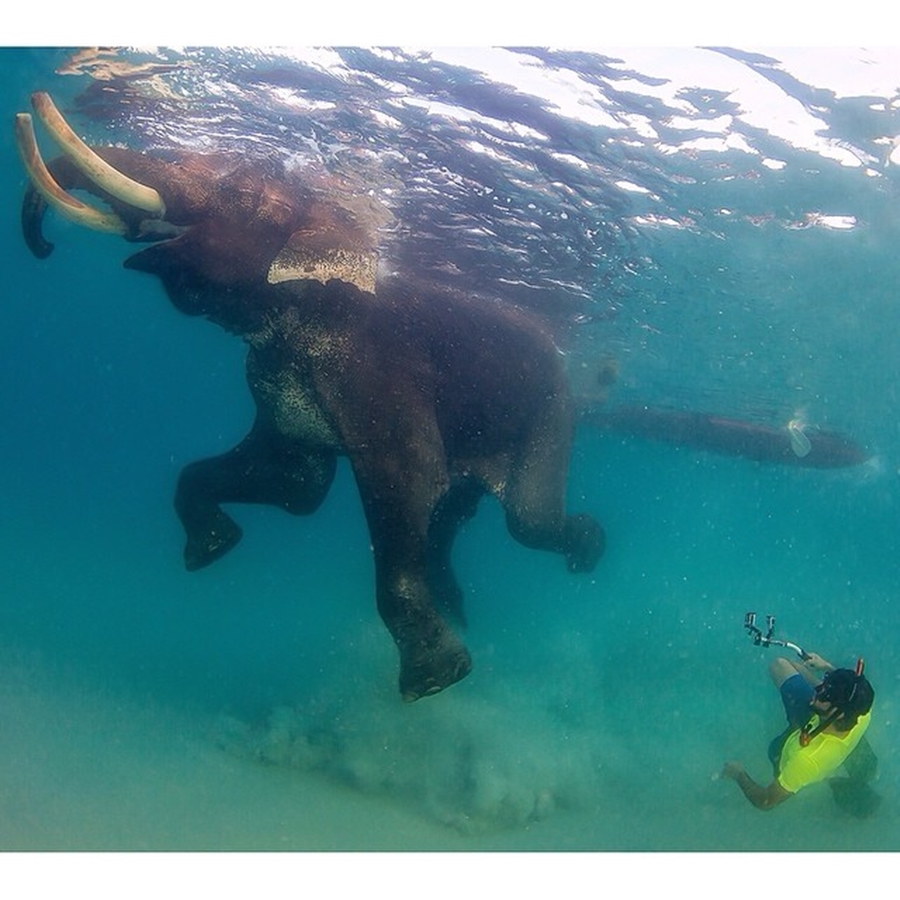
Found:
[175,426,336,571]
[360,478,472,701]
[379,567,473,701]
[175,459,245,571]
[321,365,472,699]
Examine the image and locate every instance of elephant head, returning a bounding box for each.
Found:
[17,92,378,330]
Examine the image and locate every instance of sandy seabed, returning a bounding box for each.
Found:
[1,634,894,856]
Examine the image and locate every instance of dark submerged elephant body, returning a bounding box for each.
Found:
[16,94,604,700]
[175,277,604,699]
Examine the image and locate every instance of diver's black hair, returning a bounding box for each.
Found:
[816,668,874,730]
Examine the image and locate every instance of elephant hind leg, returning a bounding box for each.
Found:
[426,479,484,628]
[505,503,605,574]
[175,429,337,570]
[502,405,605,573]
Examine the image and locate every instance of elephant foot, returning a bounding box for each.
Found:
[183,509,243,571]
[564,514,605,573]
[397,621,472,702]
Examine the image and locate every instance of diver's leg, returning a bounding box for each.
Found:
[768,657,801,688]
[769,658,816,722]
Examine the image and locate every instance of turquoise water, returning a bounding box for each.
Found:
[1,47,898,853]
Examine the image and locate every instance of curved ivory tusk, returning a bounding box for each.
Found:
[30,91,165,216]
[15,112,129,235]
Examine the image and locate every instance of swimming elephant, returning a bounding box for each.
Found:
[15,93,605,701]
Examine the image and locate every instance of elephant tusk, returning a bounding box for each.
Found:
[15,112,129,235]
[30,92,166,217]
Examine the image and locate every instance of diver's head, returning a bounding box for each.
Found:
[813,667,874,731]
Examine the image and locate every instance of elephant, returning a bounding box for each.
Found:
[15,93,605,701]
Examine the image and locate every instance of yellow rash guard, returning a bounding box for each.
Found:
[777,712,871,794]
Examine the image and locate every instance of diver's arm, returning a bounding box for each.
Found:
[721,762,791,810]
[789,652,834,686]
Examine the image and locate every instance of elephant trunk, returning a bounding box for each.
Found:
[20,180,53,259]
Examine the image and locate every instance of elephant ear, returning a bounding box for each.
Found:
[124,218,379,322]
[267,226,377,295]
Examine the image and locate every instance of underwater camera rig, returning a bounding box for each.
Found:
[744,611,866,679]
[743,612,810,660]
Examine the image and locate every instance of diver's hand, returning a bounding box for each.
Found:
[720,761,791,809]
[803,652,833,672]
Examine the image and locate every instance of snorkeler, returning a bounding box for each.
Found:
[722,650,875,812]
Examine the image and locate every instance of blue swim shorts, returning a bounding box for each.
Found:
[780,672,815,730]
[768,673,816,771]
